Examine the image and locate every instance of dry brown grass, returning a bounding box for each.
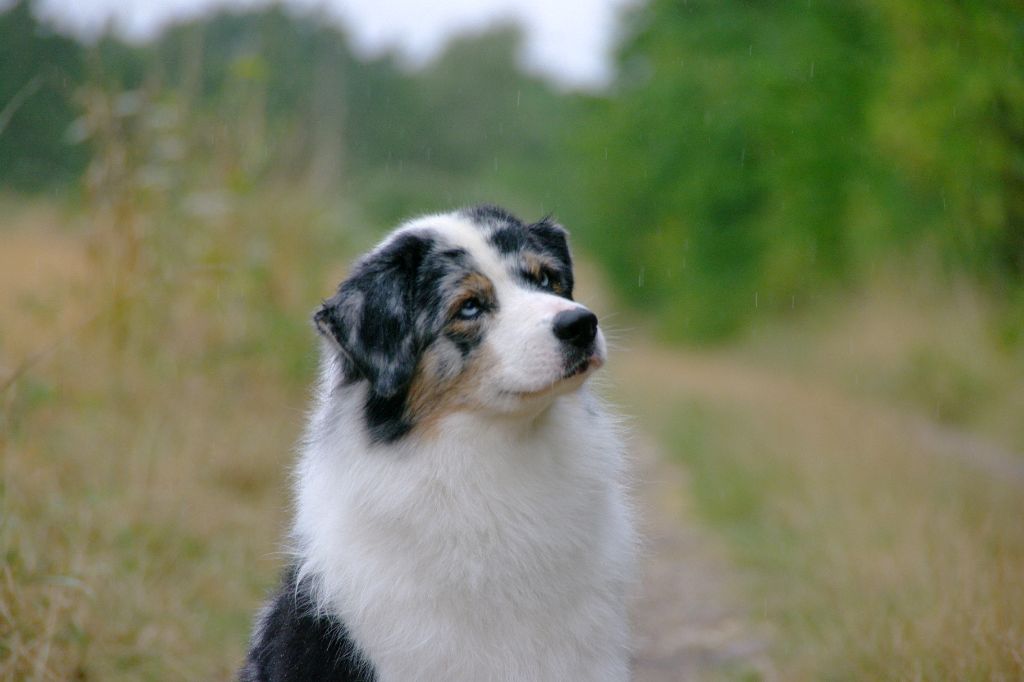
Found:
[613,313,1024,679]
[738,265,1024,453]
[0,189,364,680]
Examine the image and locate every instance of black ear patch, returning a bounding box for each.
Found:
[526,218,574,299]
[466,204,576,300]
[314,232,435,442]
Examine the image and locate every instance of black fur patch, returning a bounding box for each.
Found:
[488,224,529,256]
[463,203,521,229]
[239,567,376,682]
[314,231,484,443]
[315,233,435,442]
[526,218,574,289]
[315,232,431,396]
[465,205,575,300]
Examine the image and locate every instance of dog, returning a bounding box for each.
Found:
[240,205,636,681]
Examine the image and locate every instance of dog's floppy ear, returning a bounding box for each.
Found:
[314,232,432,399]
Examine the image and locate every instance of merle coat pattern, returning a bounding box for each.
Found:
[240,205,635,682]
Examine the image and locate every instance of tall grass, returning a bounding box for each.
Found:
[614,300,1024,680]
[0,85,368,680]
[737,263,1024,453]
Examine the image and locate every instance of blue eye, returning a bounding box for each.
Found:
[528,269,553,290]
[457,298,483,319]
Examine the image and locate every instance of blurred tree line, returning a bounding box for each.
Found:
[1,0,1022,342]
[0,1,577,214]
[580,0,1024,340]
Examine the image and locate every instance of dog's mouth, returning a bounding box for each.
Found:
[502,353,604,400]
[562,353,603,380]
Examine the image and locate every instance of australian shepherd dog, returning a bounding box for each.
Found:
[240,205,636,681]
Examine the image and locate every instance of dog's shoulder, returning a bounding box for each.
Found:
[240,566,376,682]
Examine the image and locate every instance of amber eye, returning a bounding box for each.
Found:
[457,298,484,320]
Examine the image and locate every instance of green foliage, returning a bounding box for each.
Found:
[575,0,1024,341]
[871,0,1024,281]
[0,0,88,190]
[345,24,584,223]
[1,0,1022,343]
[134,9,578,223]
[576,0,883,340]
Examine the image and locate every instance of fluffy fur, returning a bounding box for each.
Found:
[241,205,636,681]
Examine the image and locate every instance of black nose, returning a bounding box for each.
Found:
[552,308,598,349]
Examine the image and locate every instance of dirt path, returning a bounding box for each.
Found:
[629,431,773,681]
[578,264,774,680]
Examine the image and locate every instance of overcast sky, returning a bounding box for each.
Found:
[30,0,635,89]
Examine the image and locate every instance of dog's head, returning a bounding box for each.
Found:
[314,205,606,443]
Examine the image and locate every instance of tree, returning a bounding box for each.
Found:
[872,0,1024,282]
[576,0,882,340]
[0,0,87,190]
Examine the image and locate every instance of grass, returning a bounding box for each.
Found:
[613,292,1024,679]
[736,264,1024,454]
[0,189,366,680]
[3,185,1023,678]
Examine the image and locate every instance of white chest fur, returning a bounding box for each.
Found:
[293,388,635,682]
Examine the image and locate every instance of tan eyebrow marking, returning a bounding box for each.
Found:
[521,252,565,295]
[446,271,497,320]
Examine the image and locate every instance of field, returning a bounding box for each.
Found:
[2,193,1023,680]
[4,0,1024,677]
[0,194,356,679]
